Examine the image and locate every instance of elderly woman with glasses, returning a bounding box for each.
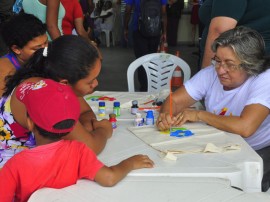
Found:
[157,26,270,191]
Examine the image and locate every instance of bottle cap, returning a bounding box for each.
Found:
[132,100,138,105]
[146,110,154,118]
[109,113,116,118]
[114,101,120,107]
[99,101,105,107]
[135,113,142,118]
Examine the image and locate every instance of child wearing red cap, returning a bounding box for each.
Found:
[0,79,154,202]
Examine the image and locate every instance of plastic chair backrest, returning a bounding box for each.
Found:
[100,12,116,47]
[127,53,191,92]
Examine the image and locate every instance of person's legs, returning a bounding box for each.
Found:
[166,16,173,46]
[191,24,197,46]
[120,12,127,47]
[148,35,160,53]
[167,17,179,46]
[256,146,270,192]
[133,30,156,91]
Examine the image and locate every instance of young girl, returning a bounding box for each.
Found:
[1,35,112,167]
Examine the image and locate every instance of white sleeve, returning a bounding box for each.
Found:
[246,69,270,109]
[184,66,217,101]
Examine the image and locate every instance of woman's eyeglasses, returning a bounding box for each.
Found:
[211,56,242,72]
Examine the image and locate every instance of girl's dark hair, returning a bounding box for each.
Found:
[1,13,47,50]
[3,35,100,97]
[35,119,76,140]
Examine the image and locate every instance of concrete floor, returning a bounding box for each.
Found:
[96,44,200,92]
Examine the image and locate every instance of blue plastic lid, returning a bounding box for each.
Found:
[114,101,120,107]
[146,110,154,118]
[99,101,105,106]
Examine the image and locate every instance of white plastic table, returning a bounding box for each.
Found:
[86,91,263,193]
[29,177,270,202]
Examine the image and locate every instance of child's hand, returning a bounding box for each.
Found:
[95,155,154,186]
[125,155,154,169]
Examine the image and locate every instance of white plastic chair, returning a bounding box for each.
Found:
[100,13,116,47]
[127,53,191,92]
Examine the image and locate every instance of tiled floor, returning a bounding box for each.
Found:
[96,44,200,92]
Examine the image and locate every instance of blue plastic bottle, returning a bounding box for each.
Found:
[145,111,154,125]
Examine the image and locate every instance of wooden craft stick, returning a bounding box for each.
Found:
[169,79,172,118]
[170,79,172,134]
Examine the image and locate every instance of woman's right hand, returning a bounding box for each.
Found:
[156,112,174,130]
[156,112,187,130]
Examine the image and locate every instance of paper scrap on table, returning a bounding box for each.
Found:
[203,143,241,153]
[160,142,241,161]
[128,123,242,161]
[160,152,178,161]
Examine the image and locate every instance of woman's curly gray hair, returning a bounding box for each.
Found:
[212,26,269,76]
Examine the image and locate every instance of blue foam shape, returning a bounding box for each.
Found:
[170,130,194,138]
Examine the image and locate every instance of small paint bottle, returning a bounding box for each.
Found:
[113,101,121,117]
[131,100,139,115]
[98,101,106,117]
[134,113,144,126]
[109,113,117,129]
[145,110,154,125]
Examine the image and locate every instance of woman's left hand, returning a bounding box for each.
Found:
[173,109,201,126]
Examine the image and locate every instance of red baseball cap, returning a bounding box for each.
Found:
[16,79,80,134]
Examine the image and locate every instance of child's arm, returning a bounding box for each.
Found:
[92,118,113,139]
[94,155,154,186]
[78,97,97,132]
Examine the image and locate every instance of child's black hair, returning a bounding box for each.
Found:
[3,35,100,97]
[1,13,47,50]
[35,119,76,140]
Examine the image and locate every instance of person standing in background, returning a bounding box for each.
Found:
[124,0,167,91]
[22,0,65,40]
[120,0,133,47]
[166,0,184,46]
[61,0,93,44]
[80,0,95,36]
[199,0,270,68]
[189,0,199,47]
